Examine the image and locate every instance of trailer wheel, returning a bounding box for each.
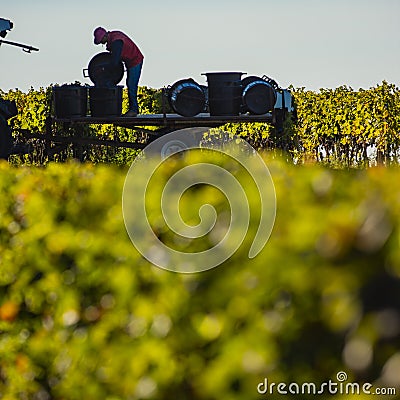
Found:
[0,117,13,160]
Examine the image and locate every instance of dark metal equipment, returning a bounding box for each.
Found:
[83,52,124,87]
[167,78,206,117]
[241,76,277,115]
[0,17,13,36]
[203,72,244,116]
[0,39,39,53]
[0,98,18,120]
[0,17,37,159]
[80,52,125,118]
[89,86,123,117]
[53,85,88,118]
[0,18,39,52]
[0,98,32,159]
[0,99,14,158]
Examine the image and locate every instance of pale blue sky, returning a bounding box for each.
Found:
[1,0,399,92]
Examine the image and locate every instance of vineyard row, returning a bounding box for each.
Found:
[1,81,400,166]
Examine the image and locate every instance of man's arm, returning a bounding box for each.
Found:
[110,39,123,66]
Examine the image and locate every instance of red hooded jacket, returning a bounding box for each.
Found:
[106,31,144,68]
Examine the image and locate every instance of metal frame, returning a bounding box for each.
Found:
[51,112,275,128]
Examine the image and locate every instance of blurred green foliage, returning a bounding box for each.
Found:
[0,157,399,399]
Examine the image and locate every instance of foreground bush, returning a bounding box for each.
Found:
[0,158,399,399]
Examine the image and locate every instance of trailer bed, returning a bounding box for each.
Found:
[53,112,274,127]
[16,112,277,162]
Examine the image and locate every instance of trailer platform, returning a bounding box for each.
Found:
[52,112,274,128]
[17,111,277,162]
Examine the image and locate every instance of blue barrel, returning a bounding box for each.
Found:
[241,76,277,115]
[168,78,206,117]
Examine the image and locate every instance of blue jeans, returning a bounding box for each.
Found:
[127,63,142,113]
